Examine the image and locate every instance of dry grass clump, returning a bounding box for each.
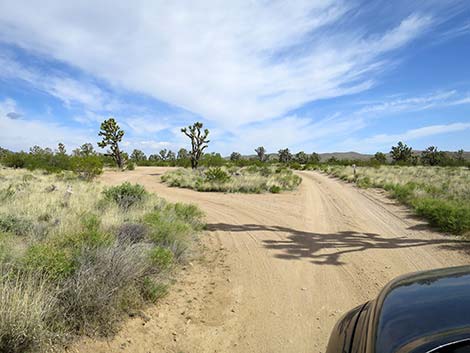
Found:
[0,272,57,352]
[0,167,204,351]
[318,165,470,235]
[161,166,302,193]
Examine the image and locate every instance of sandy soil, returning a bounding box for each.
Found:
[72,167,469,353]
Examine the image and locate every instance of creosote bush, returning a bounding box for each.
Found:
[103,182,148,209]
[0,168,204,350]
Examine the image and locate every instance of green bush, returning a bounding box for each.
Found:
[149,246,174,269]
[141,277,167,302]
[269,185,281,193]
[1,152,27,169]
[164,203,204,226]
[144,212,192,258]
[289,162,302,170]
[205,167,230,183]
[103,182,148,210]
[0,214,33,236]
[126,161,135,171]
[71,155,103,180]
[23,243,75,279]
[387,182,418,203]
[413,198,470,235]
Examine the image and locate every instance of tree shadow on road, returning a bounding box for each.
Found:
[205,223,470,266]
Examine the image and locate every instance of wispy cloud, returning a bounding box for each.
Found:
[0,1,436,127]
[0,54,110,111]
[355,90,470,115]
[340,122,470,152]
[0,97,20,119]
[440,20,470,40]
[0,1,468,155]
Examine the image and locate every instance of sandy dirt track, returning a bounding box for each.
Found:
[74,167,468,353]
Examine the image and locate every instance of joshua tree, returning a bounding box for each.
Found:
[73,143,95,157]
[177,148,189,160]
[159,149,168,161]
[57,142,66,155]
[255,146,266,162]
[373,152,387,164]
[166,150,176,161]
[294,151,308,164]
[230,152,241,161]
[456,149,465,164]
[278,148,292,163]
[421,146,445,166]
[148,154,161,161]
[130,149,147,162]
[98,118,125,169]
[310,152,320,164]
[181,122,210,169]
[390,141,412,164]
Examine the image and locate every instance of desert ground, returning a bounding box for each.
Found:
[74,167,469,353]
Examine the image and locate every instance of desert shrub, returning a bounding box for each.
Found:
[162,166,302,193]
[116,223,148,243]
[413,198,470,235]
[1,152,27,169]
[356,176,371,188]
[58,242,154,335]
[269,185,281,193]
[289,162,302,170]
[164,203,204,227]
[141,277,167,302]
[0,214,33,236]
[149,246,174,270]
[386,182,419,203]
[205,167,230,183]
[126,161,135,171]
[103,182,148,210]
[70,155,103,181]
[0,272,57,353]
[144,212,192,259]
[22,243,75,279]
[0,167,204,347]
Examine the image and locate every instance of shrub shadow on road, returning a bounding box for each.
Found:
[205,223,469,266]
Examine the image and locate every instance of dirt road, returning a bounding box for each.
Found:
[76,167,468,353]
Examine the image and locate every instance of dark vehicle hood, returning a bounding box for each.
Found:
[368,265,470,353]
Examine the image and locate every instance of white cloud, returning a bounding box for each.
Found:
[0,54,108,111]
[0,1,435,127]
[340,122,470,152]
[0,99,95,151]
[440,20,470,40]
[210,114,366,154]
[355,90,470,115]
[0,97,20,118]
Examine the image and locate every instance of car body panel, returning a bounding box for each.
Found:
[326,266,470,353]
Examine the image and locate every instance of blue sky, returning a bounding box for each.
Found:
[0,0,469,156]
